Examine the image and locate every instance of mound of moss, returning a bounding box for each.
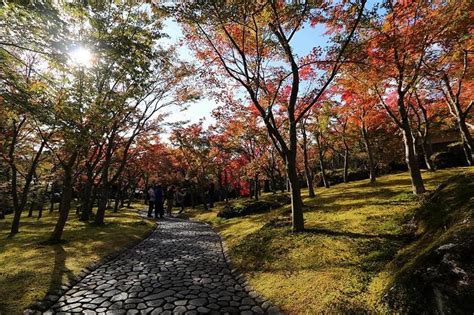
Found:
[384,172,474,314]
[217,194,291,219]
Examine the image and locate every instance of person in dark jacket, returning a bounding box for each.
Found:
[208,182,215,208]
[154,184,164,218]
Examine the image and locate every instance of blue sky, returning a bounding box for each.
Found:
[161,19,329,130]
[159,0,381,133]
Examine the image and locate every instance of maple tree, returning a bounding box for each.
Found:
[174,0,367,231]
[423,0,473,165]
[353,0,459,194]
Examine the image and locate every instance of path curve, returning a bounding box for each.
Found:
[47,218,277,315]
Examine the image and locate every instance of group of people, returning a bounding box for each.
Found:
[146,184,186,218]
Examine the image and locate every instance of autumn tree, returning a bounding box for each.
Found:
[358,1,459,194]
[424,0,473,165]
[174,0,367,231]
[171,123,216,211]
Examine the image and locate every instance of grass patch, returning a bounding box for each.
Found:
[185,167,473,314]
[0,204,155,315]
[381,171,474,313]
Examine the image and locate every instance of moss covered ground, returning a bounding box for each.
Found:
[0,204,155,314]
[184,167,473,314]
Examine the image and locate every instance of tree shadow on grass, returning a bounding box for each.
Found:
[48,244,74,295]
[302,227,412,242]
[229,226,291,272]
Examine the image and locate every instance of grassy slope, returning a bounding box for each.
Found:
[185,167,473,314]
[382,171,474,313]
[0,204,155,315]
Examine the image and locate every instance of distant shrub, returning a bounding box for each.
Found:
[317,169,369,186]
[432,142,468,169]
[217,194,291,219]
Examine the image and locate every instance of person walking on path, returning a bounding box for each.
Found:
[154,184,164,218]
[165,185,175,216]
[208,182,215,208]
[147,186,155,218]
[176,188,186,214]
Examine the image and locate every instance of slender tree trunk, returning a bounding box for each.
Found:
[301,127,315,197]
[95,184,109,225]
[49,197,55,213]
[315,134,329,188]
[254,174,259,200]
[247,179,254,199]
[270,172,276,194]
[286,151,304,232]
[49,152,78,243]
[80,175,94,221]
[95,134,114,225]
[319,159,329,188]
[114,184,122,213]
[421,137,435,171]
[201,190,208,211]
[28,199,34,217]
[37,193,45,220]
[10,128,45,234]
[458,117,474,166]
[127,182,136,208]
[402,126,426,194]
[361,126,376,183]
[343,139,349,183]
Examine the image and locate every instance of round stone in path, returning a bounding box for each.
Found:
[47,217,277,314]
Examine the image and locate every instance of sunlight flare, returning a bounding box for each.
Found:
[69,46,93,67]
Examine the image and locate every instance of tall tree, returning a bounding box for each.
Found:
[360,1,454,194]
[175,0,366,231]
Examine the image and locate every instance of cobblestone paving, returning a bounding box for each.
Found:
[48,218,277,314]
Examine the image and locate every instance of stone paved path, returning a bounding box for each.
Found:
[47,218,276,315]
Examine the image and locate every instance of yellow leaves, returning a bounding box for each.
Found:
[28,80,47,94]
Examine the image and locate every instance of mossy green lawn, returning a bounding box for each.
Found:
[185,167,473,314]
[0,204,155,315]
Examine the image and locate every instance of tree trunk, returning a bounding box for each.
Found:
[402,126,426,194]
[28,199,34,217]
[421,138,435,171]
[270,173,276,194]
[361,126,376,183]
[95,135,114,225]
[80,175,94,221]
[49,197,55,213]
[37,193,45,220]
[343,140,349,183]
[49,152,78,243]
[191,186,195,209]
[201,189,209,211]
[10,126,45,234]
[458,117,474,166]
[319,159,329,188]
[254,174,259,200]
[95,184,109,225]
[127,182,136,208]
[286,152,304,232]
[114,185,121,213]
[301,127,315,197]
[315,134,329,188]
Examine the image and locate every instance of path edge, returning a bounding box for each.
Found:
[188,217,283,315]
[23,218,158,315]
